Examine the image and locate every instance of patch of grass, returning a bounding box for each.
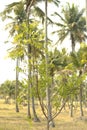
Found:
[0,99,87,130]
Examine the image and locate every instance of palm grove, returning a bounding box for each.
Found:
[0,0,87,130]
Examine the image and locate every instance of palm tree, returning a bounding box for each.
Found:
[52,3,87,52]
[0,0,40,120]
[70,44,87,117]
[25,0,59,120]
[0,1,26,113]
[0,0,60,122]
[15,57,19,112]
[51,3,87,117]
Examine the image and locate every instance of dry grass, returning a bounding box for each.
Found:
[0,99,87,130]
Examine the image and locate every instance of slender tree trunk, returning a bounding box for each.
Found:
[31,96,40,122]
[45,0,54,129]
[69,98,73,117]
[69,33,75,117]
[79,84,84,117]
[71,33,75,52]
[79,70,84,118]
[15,57,19,112]
[26,1,32,118]
[47,119,50,130]
[45,0,51,129]
[31,55,40,122]
[27,44,31,118]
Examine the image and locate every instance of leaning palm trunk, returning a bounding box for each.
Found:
[15,57,19,112]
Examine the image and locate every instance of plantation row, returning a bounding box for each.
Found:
[0,0,87,130]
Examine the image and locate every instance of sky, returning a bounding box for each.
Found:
[0,0,86,84]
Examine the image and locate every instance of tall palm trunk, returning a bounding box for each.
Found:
[79,70,84,117]
[69,33,75,117]
[27,44,31,118]
[26,2,32,118]
[45,0,50,129]
[71,33,75,52]
[15,57,19,112]
[69,99,73,117]
[26,0,36,119]
[79,84,84,117]
[45,0,54,129]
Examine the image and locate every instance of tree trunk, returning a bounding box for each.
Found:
[70,33,75,117]
[79,84,84,117]
[47,119,50,130]
[45,0,54,129]
[15,58,19,112]
[26,1,32,118]
[79,70,84,118]
[31,96,40,122]
[69,99,73,117]
[71,33,75,52]
[27,44,31,118]
[31,56,40,122]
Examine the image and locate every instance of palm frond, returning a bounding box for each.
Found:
[70,52,81,68]
[53,12,66,23]
[51,0,60,7]
[54,22,66,27]
[0,1,21,20]
[34,6,53,24]
[33,6,45,23]
[75,8,85,22]
[57,31,69,44]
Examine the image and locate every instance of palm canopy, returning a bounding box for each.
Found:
[70,43,87,68]
[0,0,60,19]
[52,3,87,52]
[0,1,26,21]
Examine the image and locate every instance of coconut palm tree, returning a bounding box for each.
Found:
[52,3,87,52]
[0,1,26,113]
[0,0,40,120]
[25,0,59,121]
[51,3,87,117]
[0,0,60,122]
[70,44,87,117]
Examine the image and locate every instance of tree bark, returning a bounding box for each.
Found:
[27,44,31,118]
[71,33,75,52]
[79,84,84,117]
[26,1,32,118]
[31,56,40,122]
[31,96,40,122]
[69,99,73,117]
[45,0,54,129]
[15,58,19,112]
